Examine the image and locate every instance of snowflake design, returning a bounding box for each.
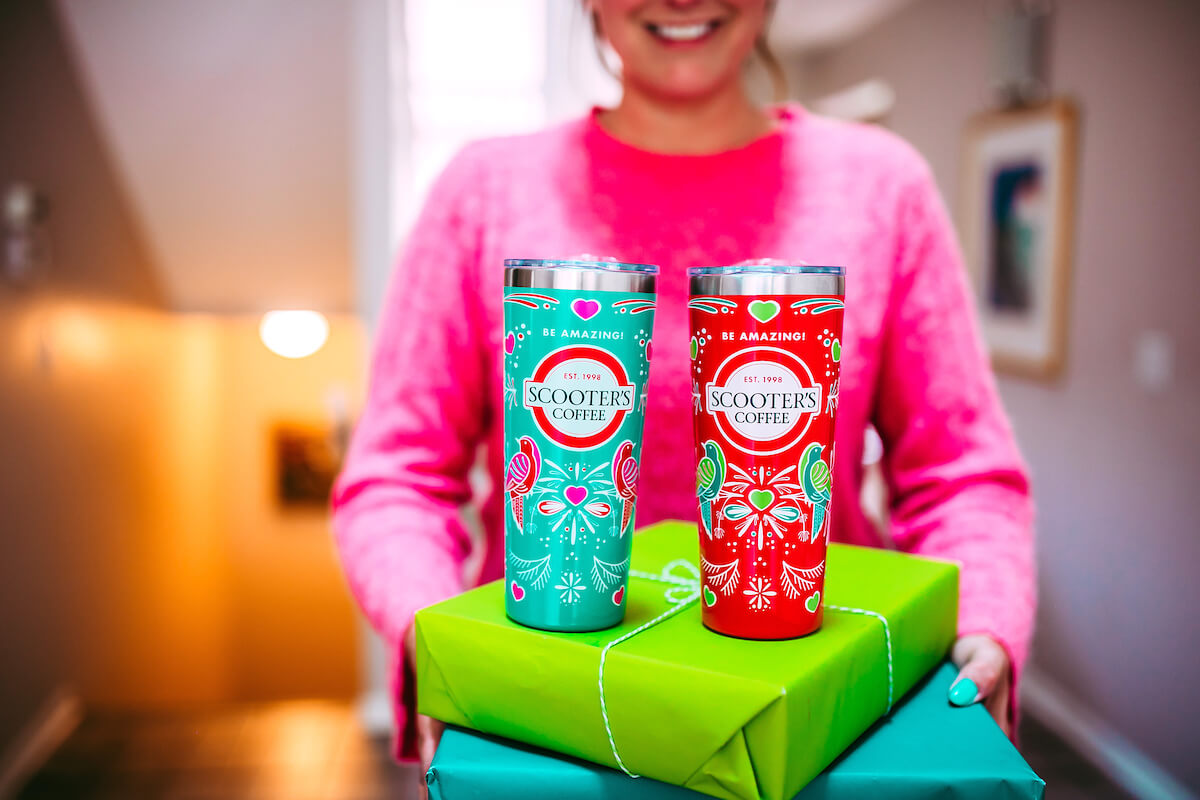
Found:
[719,464,807,548]
[826,377,839,415]
[691,378,703,413]
[555,571,585,604]
[743,576,776,610]
[531,457,617,545]
[504,374,518,409]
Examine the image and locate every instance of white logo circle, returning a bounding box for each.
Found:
[705,347,821,456]
[524,354,635,443]
[719,361,805,440]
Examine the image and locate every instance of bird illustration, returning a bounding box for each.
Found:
[504,436,541,532]
[611,440,639,536]
[695,439,726,538]
[798,442,832,542]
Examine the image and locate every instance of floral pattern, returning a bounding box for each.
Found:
[743,576,777,611]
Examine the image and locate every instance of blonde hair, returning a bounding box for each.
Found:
[753,33,788,103]
[587,4,788,103]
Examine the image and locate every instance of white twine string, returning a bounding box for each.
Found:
[598,560,700,778]
[596,566,897,779]
[826,604,895,711]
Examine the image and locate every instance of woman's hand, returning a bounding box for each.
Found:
[949,634,1013,737]
[405,624,444,800]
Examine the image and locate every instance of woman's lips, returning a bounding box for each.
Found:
[644,20,723,45]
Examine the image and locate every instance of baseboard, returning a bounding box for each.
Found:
[1022,668,1195,800]
[0,686,83,800]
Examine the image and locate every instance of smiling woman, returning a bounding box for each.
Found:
[332,0,1035,786]
[587,0,777,154]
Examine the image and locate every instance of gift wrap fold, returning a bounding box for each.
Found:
[415,521,959,800]
[426,663,1045,800]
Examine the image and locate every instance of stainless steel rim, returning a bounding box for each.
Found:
[690,272,844,297]
[506,266,657,295]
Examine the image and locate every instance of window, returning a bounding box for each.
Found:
[402,0,548,202]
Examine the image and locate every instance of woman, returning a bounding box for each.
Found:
[332,0,1035,776]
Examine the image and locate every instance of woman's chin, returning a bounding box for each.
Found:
[630,68,738,104]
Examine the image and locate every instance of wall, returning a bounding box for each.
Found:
[0,0,231,754]
[0,306,234,712]
[217,315,365,701]
[1,4,364,761]
[797,0,1200,790]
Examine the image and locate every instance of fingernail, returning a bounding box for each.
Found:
[948,677,979,707]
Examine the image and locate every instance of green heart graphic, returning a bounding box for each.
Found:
[830,338,841,363]
[690,336,699,360]
[749,489,774,510]
[749,300,780,323]
[805,590,821,613]
[703,586,716,607]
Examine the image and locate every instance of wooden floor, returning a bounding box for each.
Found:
[15,701,1130,799]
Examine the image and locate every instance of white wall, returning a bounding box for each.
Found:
[797,0,1200,791]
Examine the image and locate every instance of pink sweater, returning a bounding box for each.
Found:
[332,106,1035,758]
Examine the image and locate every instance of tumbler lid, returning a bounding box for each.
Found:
[688,259,845,277]
[505,257,658,275]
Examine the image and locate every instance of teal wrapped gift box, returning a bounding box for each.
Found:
[426,663,1044,800]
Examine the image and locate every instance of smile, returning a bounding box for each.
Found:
[645,20,722,43]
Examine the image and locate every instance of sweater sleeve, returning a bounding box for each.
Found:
[872,160,1036,682]
[331,148,491,756]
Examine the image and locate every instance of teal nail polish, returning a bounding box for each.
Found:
[948,677,979,707]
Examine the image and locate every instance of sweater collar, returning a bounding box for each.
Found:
[582,103,800,167]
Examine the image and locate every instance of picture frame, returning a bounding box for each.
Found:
[959,98,1079,380]
[272,421,344,509]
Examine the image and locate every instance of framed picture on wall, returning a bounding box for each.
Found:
[273,422,345,509]
[959,98,1079,379]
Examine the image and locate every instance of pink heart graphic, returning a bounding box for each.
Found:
[612,586,625,605]
[511,581,525,601]
[564,485,588,505]
[571,299,601,321]
[504,333,515,354]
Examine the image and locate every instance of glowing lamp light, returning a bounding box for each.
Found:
[259,310,329,359]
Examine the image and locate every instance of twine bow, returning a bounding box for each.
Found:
[596,560,894,780]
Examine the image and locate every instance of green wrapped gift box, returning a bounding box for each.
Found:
[416,521,958,800]
[426,663,1044,800]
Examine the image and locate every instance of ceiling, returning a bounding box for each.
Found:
[55,0,352,314]
[52,0,911,315]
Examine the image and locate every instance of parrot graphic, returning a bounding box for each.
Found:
[504,436,541,532]
[612,440,639,536]
[695,439,727,538]
[798,442,832,543]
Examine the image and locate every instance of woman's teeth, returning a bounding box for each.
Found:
[648,21,718,42]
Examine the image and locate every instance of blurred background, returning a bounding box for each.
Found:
[0,0,1196,798]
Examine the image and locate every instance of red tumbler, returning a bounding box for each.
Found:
[688,262,846,639]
